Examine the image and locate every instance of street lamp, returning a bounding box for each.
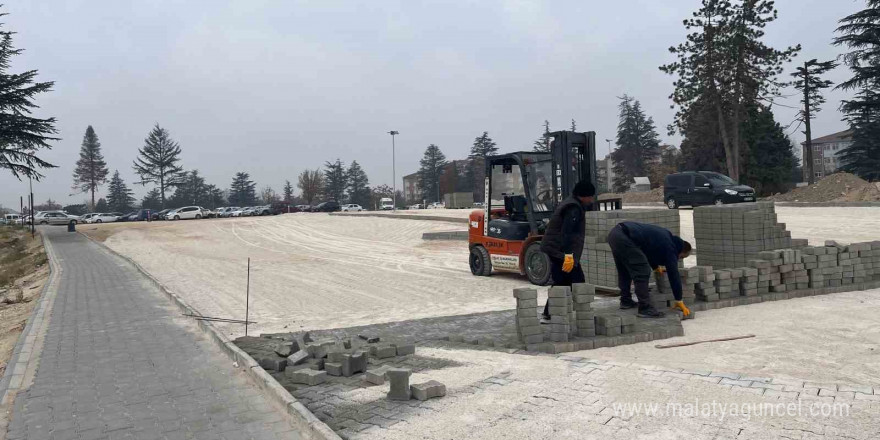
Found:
[604,139,613,158]
[388,130,399,211]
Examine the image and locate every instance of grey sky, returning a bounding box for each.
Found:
[0,0,862,210]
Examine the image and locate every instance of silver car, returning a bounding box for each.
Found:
[34,211,80,225]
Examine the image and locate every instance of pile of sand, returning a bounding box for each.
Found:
[598,187,664,204]
[767,172,880,202]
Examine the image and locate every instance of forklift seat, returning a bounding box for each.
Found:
[504,195,529,222]
[487,219,530,241]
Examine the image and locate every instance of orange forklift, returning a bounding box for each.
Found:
[468,131,621,285]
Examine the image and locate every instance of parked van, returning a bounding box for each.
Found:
[663,171,755,209]
[379,198,394,210]
[3,214,21,225]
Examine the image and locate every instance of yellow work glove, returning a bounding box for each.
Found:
[562,254,575,273]
[655,266,666,274]
[672,300,690,318]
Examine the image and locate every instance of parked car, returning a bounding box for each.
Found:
[663,171,756,209]
[86,212,119,223]
[80,213,98,223]
[118,211,138,221]
[379,198,394,210]
[428,202,445,209]
[296,205,312,212]
[341,204,364,212]
[3,213,22,225]
[152,209,171,221]
[34,211,80,225]
[313,201,341,212]
[473,202,484,208]
[253,205,272,216]
[200,207,217,218]
[167,206,203,220]
[229,208,245,217]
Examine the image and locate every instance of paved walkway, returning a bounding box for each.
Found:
[3,228,303,440]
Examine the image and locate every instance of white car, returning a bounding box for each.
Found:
[87,212,123,223]
[341,204,364,212]
[167,206,203,220]
[428,202,445,209]
[408,204,423,210]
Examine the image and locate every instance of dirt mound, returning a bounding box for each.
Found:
[599,187,664,204]
[766,172,880,202]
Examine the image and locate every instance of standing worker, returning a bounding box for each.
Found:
[607,221,692,318]
[539,180,596,322]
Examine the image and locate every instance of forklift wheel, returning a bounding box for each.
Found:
[524,242,552,286]
[469,246,492,276]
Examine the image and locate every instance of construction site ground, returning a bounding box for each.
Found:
[80,207,880,439]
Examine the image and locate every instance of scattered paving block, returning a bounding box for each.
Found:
[306,340,336,359]
[364,366,392,385]
[358,334,381,343]
[258,357,287,371]
[287,369,327,386]
[341,351,368,377]
[411,380,447,401]
[274,341,296,357]
[513,287,538,300]
[548,286,570,297]
[325,362,343,376]
[369,344,398,359]
[395,343,416,356]
[286,350,310,366]
[386,368,412,401]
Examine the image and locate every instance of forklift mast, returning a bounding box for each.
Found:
[548,131,597,203]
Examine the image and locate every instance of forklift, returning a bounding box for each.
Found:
[468,131,621,285]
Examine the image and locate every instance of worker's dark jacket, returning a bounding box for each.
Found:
[541,197,588,261]
[619,221,686,300]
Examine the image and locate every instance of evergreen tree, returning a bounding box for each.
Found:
[205,184,225,209]
[141,188,162,211]
[34,199,61,211]
[610,95,661,192]
[95,198,108,212]
[571,119,577,131]
[791,59,838,184]
[106,170,135,213]
[648,145,683,189]
[740,105,798,195]
[346,161,371,207]
[297,169,324,206]
[418,144,448,203]
[283,180,294,203]
[62,204,87,216]
[533,120,551,152]
[833,1,880,181]
[72,125,109,208]
[469,132,497,202]
[470,131,498,158]
[323,159,348,202]
[660,0,800,180]
[228,172,256,206]
[132,124,184,208]
[0,9,59,180]
[170,170,208,206]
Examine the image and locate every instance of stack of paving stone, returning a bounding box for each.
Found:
[572,283,596,337]
[738,267,759,295]
[594,313,636,336]
[678,267,700,305]
[547,286,571,342]
[513,288,543,345]
[713,268,741,299]
[694,266,718,301]
[694,202,796,269]
[871,241,880,280]
[583,209,681,288]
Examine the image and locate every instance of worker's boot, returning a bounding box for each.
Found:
[637,306,665,318]
[619,297,638,310]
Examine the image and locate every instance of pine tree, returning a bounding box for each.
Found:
[228,172,256,206]
[660,0,800,180]
[571,119,577,131]
[533,120,551,152]
[791,59,838,184]
[106,170,135,213]
[418,145,448,203]
[346,161,371,207]
[469,132,497,203]
[833,1,880,181]
[205,185,225,209]
[323,159,348,202]
[283,180,294,203]
[470,131,498,158]
[141,188,162,211]
[170,170,208,206]
[0,9,59,180]
[95,198,108,212]
[132,124,184,208]
[610,95,662,192]
[297,169,324,206]
[740,105,798,195]
[72,125,109,208]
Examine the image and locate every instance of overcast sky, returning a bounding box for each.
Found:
[0,0,863,210]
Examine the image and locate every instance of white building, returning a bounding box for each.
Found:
[801,130,853,181]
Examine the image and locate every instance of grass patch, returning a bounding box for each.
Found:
[0,227,46,288]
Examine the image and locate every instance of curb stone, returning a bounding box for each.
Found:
[0,229,58,440]
[79,231,341,440]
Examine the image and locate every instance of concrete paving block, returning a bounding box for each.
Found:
[287,369,327,386]
[306,340,336,359]
[516,307,538,317]
[548,306,568,315]
[258,356,287,371]
[520,325,543,336]
[369,344,398,359]
[513,287,538,300]
[595,315,622,327]
[548,297,569,306]
[286,350,310,366]
[524,334,544,344]
[517,317,540,327]
[548,286,570,298]
[395,343,416,356]
[517,298,538,309]
[572,283,596,296]
[325,362,343,376]
[576,328,596,338]
[411,380,447,401]
[274,341,297,357]
[358,334,381,343]
[364,365,392,385]
[386,368,413,400]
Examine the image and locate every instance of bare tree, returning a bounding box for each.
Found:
[297,169,324,206]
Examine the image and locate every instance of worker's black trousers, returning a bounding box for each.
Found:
[542,257,585,318]
[607,225,655,312]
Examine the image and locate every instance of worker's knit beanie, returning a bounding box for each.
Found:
[573,181,596,197]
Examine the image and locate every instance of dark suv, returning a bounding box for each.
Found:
[313,201,341,212]
[663,171,755,209]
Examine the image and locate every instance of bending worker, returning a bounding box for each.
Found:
[539,180,596,322]
[607,221,692,318]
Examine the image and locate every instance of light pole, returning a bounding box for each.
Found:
[604,139,613,192]
[388,130,399,211]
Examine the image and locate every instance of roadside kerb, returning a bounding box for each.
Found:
[330,212,467,224]
[79,232,341,440]
[0,230,58,440]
